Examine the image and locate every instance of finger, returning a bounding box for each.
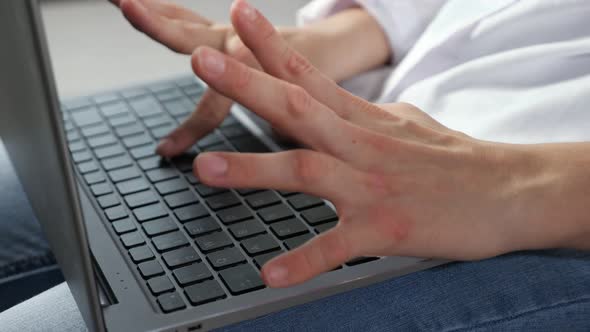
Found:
[229,0,387,123]
[139,0,212,24]
[119,0,226,53]
[194,150,369,205]
[261,224,357,287]
[191,46,376,163]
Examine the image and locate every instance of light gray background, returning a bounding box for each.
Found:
[41,0,309,99]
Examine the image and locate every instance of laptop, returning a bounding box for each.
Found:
[0,1,444,331]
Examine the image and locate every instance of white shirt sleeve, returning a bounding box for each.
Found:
[298,0,447,62]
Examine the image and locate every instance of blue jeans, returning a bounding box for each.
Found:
[1,250,589,331]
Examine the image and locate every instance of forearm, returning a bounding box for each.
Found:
[282,8,391,82]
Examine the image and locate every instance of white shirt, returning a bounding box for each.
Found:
[298,0,590,144]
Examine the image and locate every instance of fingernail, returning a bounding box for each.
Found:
[198,49,225,77]
[199,154,228,178]
[266,265,288,287]
[238,0,257,23]
[156,138,174,154]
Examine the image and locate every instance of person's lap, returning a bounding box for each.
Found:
[1,249,589,331]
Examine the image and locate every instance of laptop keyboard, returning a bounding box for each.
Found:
[60,76,379,314]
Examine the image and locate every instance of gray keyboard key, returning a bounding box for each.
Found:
[151,124,176,140]
[138,260,164,279]
[184,217,220,237]
[197,132,223,148]
[301,205,338,226]
[152,231,189,252]
[90,183,112,196]
[147,275,174,295]
[94,144,125,159]
[288,194,324,211]
[219,264,264,295]
[157,292,186,313]
[130,96,164,118]
[270,218,309,239]
[195,232,233,253]
[155,178,188,195]
[71,150,92,163]
[87,134,117,149]
[241,234,280,256]
[78,161,98,174]
[146,168,178,183]
[84,172,105,185]
[100,102,130,118]
[253,250,283,269]
[143,114,173,129]
[174,204,209,222]
[257,204,294,224]
[184,280,226,306]
[125,190,158,208]
[162,246,200,269]
[129,245,154,263]
[142,217,178,237]
[121,231,145,249]
[114,123,144,138]
[116,178,149,196]
[108,113,135,127]
[245,191,281,209]
[112,218,137,235]
[205,192,241,211]
[228,219,266,240]
[216,205,253,225]
[71,107,102,127]
[164,191,199,209]
[284,233,314,250]
[315,220,338,234]
[139,156,166,171]
[173,262,212,286]
[133,202,168,222]
[101,155,133,171]
[122,133,152,149]
[97,194,120,209]
[80,124,110,138]
[195,184,228,197]
[206,247,246,270]
[105,205,128,221]
[108,166,140,183]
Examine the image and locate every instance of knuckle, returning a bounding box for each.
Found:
[285,84,312,119]
[284,48,314,78]
[291,150,323,186]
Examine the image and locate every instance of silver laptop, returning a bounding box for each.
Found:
[0,1,443,331]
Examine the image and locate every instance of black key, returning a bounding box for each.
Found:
[236,188,263,196]
[203,142,233,152]
[138,260,164,279]
[125,190,158,208]
[185,280,226,306]
[152,231,189,252]
[108,113,135,127]
[71,150,92,163]
[231,137,270,153]
[90,183,112,197]
[173,262,212,286]
[121,231,145,248]
[301,205,338,226]
[99,102,129,118]
[77,161,98,174]
[162,246,200,269]
[195,184,228,197]
[207,247,246,270]
[94,144,125,159]
[271,218,309,239]
[171,153,198,172]
[345,257,380,266]
[228,219,266,239]
[130,143,157,160]
[114,123,144,138]
[146,168,178,183]
[164,190,199,209]
[278,191,298,197]
[84,172,105,185]
[220,124,249,139]
[257,204,294,224]
[138,156,165,171]
[129,96,164,118]
[133,203,168,222]
[241,234,280,256]
[174,204,209,222]
[184,217,221,237]
[205,192,241,211]
[219,264,264,295]
[315,220,338,234]
[116,177,149,195]
[129,245,154,263]
[245,191,281,209]
[101,155,132,171]
[87,134,117,148]
[287,194,324,211]
[143,217,178,237]
[147,275,175,295]
[185,173,199,185]
[122,134,152,149]
[284,233,314,250]
[195,232,233,253]
[253,250,283,269]
[112,218,136,235]
[70,107,102,127]
[105,205,128,221]
[197,132,224,149]
[143,114,172,129]
[157,292,186,313]
[108,166,140,183]
[97,194,120,209]
[216,205,253,225]
[155,178,188,195]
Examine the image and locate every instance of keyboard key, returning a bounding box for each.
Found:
[90,183,112,196]
[68,141,86,152]
[241,234,280,256]
[78,161,98,174]
[87,134,117,149]
[219,264,264,295]
[287,194,324,211]
[162,97,192,117]
[105,205,128,221]
[148,82,176,93]
[157,292,186,313]
[108,166,140,183]
[101,155,132,171]
[195,184,228,197]
[235,188,263,196]
[142,217,178,237]
[84,172,105,185]
[129,245,154,263]
[164,191,199,209]
[108,113,135,127]
[245,191,281,209]
[147,275,174,295]
[93,93,119,104]
[122,87,148,99]
[228,219,266,239]
[216,205,253,225]
[121,231,145,248]
[146,168,178,183]
[174,204,209,222]
[345,257,380,266]
[97,194,120,209]
[143,114,173,129]
[203,142,233,152]
[278,190,297,197]
[138,156,166,171]
[257,204,294,224]
[112,218,137,235]
[231,137,270,153]
[315,220,338,234]
[184,217,221,237]
[220,124,249,139]
[116,178,150,195]
[173,262,212,286]
[195,232,233,253]
[253,250,283,269]
[114,123,144,138]
[284,233,314,250]
[125,190,159,208]
[71,150,92,163]
[138,260,164,279]
[70,107,102,127]
[184,280,226,306]
[301,205,338,226]
[207,247,246,270]
[99,102,129,118]
[67,131,81,142]
[270,218,309,239]
[130,143,157,160]
[171,153,197,172]
[197,132,224,148]
[152,231,189,252]
[162,246,200,269]
[63,98,92,111]
[151,124,175,140]
[205,192,241,211]
[129,96,164,118]
[220,116,238,128]
[133,202,168,222]
[184,173,199,185]
[155,178,188,195]
[122,133,152,149]
[94,144,125,159]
